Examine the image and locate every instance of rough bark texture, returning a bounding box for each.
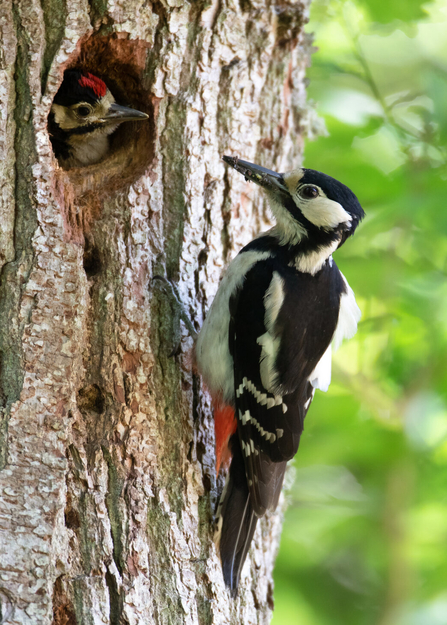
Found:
[0,0,315,622]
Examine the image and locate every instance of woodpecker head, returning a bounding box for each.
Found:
[223,156,364,252]
[49,70,148,167]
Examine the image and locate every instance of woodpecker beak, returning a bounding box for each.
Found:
[223,156,289,196]
[102,102,149,124]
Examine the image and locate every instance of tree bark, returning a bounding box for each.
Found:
[0,0,312,622]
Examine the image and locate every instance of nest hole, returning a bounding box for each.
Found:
[51,33,158,224]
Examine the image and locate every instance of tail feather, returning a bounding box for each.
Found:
[216,434,258,596]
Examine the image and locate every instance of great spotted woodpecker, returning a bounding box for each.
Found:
[195,157,364,594]
[48,70,148,168]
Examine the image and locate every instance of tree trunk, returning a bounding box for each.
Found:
[0,0,311,622]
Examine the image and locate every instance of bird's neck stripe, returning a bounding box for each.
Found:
[79,73,107,98]
[64,122,105,136]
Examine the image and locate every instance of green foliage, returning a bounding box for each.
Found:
[272,1,447,623]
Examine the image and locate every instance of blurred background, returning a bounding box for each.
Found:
[272,0,447,623]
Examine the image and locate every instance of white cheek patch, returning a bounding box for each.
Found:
[298,196,352,229]
[51,103,79,130]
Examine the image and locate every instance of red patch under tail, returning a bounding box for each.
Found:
[214,404,237,474]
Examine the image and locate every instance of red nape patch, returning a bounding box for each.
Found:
[214,404,237,474]
[78,73,107,98]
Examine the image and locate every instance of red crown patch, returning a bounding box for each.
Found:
[78,73,107,98]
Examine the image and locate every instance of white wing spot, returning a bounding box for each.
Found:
[236,381,245,398]
[241,410,250,425]
[238,377,286,412]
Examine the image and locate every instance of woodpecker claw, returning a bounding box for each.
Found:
[152,276,198,355]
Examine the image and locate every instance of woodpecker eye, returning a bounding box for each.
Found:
[76,105,92,118]
[299,185,319,199]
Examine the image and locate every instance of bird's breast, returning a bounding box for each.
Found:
[68,132,111,166]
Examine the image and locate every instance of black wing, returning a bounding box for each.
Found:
[230,256,342,516]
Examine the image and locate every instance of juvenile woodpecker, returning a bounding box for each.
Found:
[48,70,148,167]
[195,157,365,595]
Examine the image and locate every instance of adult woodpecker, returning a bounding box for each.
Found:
[48,69,148,167]
[195,156,365,595]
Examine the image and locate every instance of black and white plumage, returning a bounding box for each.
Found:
[195,157,364,594]
[48,70,148,168]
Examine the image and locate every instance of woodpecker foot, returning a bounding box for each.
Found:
[152,276,198,356]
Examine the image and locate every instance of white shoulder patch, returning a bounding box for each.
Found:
[258,271,285,393]
[332,272,361,352]
[264,270,284,333]
[299,197,351,229]
[195,250,271,404]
